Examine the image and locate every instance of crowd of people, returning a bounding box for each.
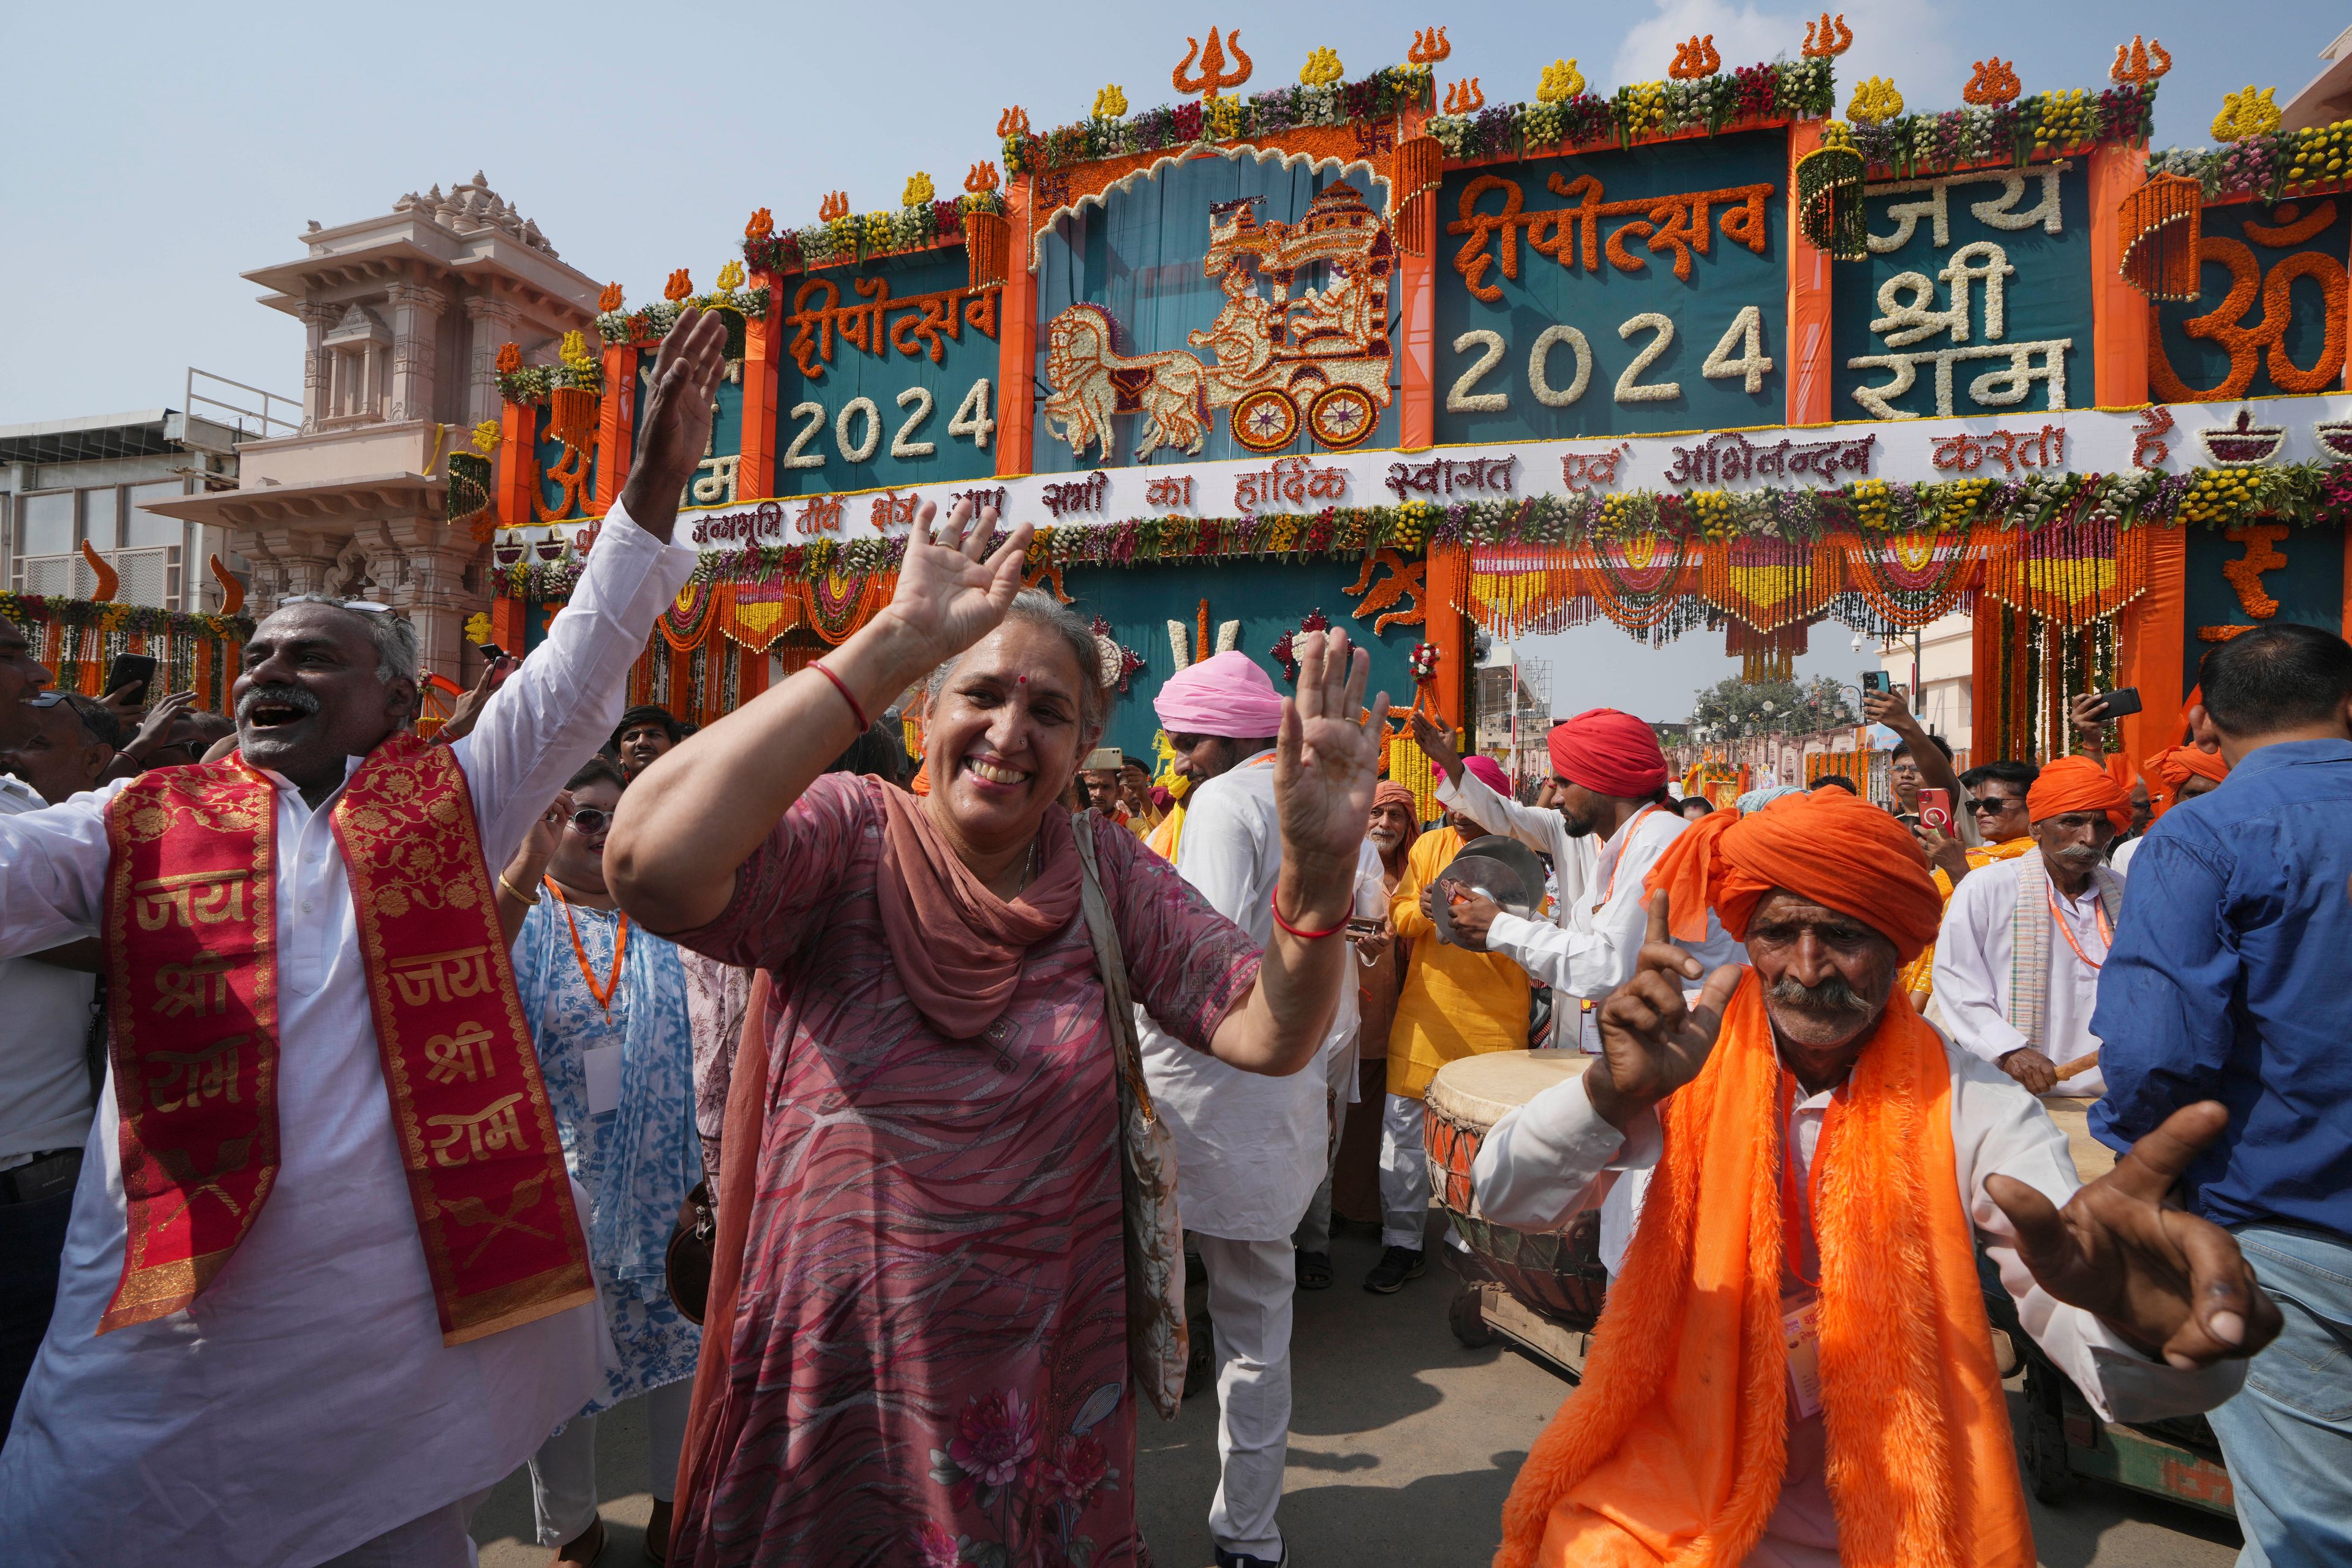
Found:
[0,307,2344,1568]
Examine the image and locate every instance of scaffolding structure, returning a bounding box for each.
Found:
[1474,655,1551,790]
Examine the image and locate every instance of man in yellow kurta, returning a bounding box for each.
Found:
[1368,753,1531,1294]
[1901,760,2037,1006]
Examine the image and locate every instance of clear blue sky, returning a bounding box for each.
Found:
[6,0,2339,717]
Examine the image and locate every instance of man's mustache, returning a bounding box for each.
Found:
[1766,973,1875,1016]
[236,684,322,723]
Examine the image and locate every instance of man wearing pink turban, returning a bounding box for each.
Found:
[1413,707,1740,1054]
[1140,649,1384,1568]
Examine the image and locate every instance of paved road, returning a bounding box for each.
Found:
[474,1222,2245,1566]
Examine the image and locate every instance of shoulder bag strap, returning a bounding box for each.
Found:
[1069,810,1157,1123]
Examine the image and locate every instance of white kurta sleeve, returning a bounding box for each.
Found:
[450,500,701,867]
[0,780,128,957]
[1483,911,1621,997]
[1932,866,2030,1066]
[1950,1050,2245,1423]
[1471,1069,1662,1232]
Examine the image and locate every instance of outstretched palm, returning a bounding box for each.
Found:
[1274,628,1389,886]
[1590,891,1743,1126]
[876,499,1035,671]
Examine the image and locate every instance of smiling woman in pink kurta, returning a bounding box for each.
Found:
[671,772,1259,1567]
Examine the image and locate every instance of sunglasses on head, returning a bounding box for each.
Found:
[26,692,72,709]
[570,806,612,833]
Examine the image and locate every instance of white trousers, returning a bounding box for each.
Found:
[315,1491,486,1568]
[1193,1234,1294,1561]
[1289,1088,1351,1256]
[1377,1093,1430,1250]
[527,1379,694,1545]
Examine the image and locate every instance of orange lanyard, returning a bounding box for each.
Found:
[546,878,629,1011]
[1593,804,1663,913]
[1777,1071,1833,1291]
[2046,883,2113,972]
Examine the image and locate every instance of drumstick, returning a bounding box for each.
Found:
[2055,1049,2100,1082]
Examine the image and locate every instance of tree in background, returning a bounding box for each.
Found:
[1687,674,1856,743]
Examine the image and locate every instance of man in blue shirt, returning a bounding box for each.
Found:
[2093,622,2352,1568]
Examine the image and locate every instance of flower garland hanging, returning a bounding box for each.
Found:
[493,461,2340,609]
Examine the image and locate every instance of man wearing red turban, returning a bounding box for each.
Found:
[1472,790,2273,1568]
[1415,707,1739,1055]
[1934,755,2130,1098]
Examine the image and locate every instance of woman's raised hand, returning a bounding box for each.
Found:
[874,499,1035,676]
[1273,628,1389,900]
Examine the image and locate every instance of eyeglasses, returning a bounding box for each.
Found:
[570,807,612,833]
[1965,797,2017,814]
[26,692,71,709]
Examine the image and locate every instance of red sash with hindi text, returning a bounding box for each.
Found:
[103,737,595,1343]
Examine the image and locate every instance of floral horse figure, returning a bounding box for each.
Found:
[1041,303,1210,462]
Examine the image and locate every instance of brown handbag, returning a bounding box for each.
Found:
[665,1180,717,1325]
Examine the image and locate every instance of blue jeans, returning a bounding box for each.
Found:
[2208,1223,2352,1568]
[0,1188,74,1439]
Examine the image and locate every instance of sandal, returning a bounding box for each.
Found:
[1296,1250,1332,1290]
[552,1516,607,1566]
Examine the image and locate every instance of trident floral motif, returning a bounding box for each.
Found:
[1802,12,1853,58]
[996,105,1031,138]
[597,282,624,312]
[664,269,693,303]
[1442,77,1485,114]
[744,207,773,239]
[2212,85,2282,142]
[1172,28,1254,96]
[1091,83,1129,119]
[1536,59,1585,104]
[965,160,1000,194]
[2109,34,2171,87]
[818,190,850,223]
[1668,34,1722,80]
[1962,58,2022,107]
[1300,45,1343,86]
[1847,75,1904,124]
[1408,26,1450,65]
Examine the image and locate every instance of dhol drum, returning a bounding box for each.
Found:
[1424,1050,1610,1335]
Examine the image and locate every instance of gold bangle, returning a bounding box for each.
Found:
[499,872,543,907]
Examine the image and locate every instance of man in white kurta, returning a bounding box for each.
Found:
[0,498,697,1566]
[1932,756,2132,1101]
[1413,712,1738,1051]
[1139,650,1378,1568]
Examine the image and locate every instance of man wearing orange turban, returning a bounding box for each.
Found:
[2113,746,2229,878]
[1471,790,2274,1568]
[1934,756,2130,1098]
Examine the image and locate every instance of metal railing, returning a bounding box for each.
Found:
[183,368,298,447]
[11,546,184,610]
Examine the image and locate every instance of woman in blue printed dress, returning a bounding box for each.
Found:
[498,755,704,1564]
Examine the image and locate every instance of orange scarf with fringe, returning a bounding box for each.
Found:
[1495,973,2030,1568]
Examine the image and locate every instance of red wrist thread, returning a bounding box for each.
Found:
[811,661,870,732]
[1269,891,1348,941]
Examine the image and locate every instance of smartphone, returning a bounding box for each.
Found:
[1918,788,1954,833]
[2090,686,2143,718]
[102,653,156,698]
[1861,670,1892,694]
[475,642,508,663]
